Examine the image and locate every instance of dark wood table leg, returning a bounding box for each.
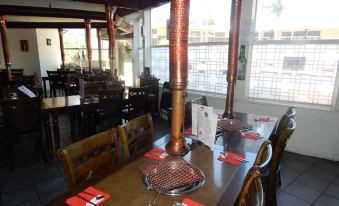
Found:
[51,111,61,150]
[42,111,54,158]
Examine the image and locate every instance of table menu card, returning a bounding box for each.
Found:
[144,147,168,161]
[192,104,218,150]
[182,198,205,206]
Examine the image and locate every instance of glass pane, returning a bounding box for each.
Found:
[256,0,339,40]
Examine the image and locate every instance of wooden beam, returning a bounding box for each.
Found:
[0,5,107,20]
[58,28,65,70]
[85,19,92,72]
[6,22,108,29]
[74,0,139,9]
[97,28,103,70]
[0,16,11,80]
[106,4,116,78]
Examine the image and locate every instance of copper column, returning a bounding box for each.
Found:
[165,0,190,156]
[105,4,116,78]
[58,28,65,70]
[223,0,243,119]
[0,16,11,80]
[96,28,103,70]
[85,19,92,73]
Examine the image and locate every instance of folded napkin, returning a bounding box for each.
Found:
[144,147,168,161]
[240,132,261,140]
[182,198,205,206]
[254,117,271,122]
[184,127,193,135]
[218,151,245,166]
[66,186,110,206]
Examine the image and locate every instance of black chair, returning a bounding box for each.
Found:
[122,87,148,121]
[1,96,48,169]
[47,70,65,97]
[160,81,172,119]
[11,69,24,79]
[97,88,124,131]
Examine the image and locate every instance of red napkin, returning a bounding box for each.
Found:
[144,147,168,161]
[66,186,110,206]
[240,132,261,140]
[218,151,245,166]
[254,117,271,122]
[182,198,205,206]
[184,128,193,135]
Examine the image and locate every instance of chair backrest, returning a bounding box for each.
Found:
[11,69,24,77]
[128,87,148,114]
[266,118,296,205]
[57,129,120,190]
[254,140,273,170]
[162,81,170,93]
[84,81,105,97]
[234,167,264,206]
[117,113,154,159]
[191,96,208,106]
[1,97,42,135]
[47,70,64,84]
[98,88,124,120]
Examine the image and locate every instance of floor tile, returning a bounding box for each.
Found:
[2,186,40,206]
[284,182,321,203]
[333,176,339,186]
[314,194,339,206]
[29,162,62,183]
[277,191,310,206]
[305,167,337,183]
[291,153,319,165]
[314,159,339,174]
[1,169,33,193]
[282,158,312,174]
[296,173,330,192]
[36,177,67,204]
[325,184,339,199]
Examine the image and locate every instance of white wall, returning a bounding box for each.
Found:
[0,29,41,77]
[36,29,61,77]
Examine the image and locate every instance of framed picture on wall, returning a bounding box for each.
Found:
[20,40,28,52]
[46,38,51,46]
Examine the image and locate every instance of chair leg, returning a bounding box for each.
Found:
[277,171,282,187]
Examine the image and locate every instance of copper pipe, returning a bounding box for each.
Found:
[85,19,92,73]
[223,0,243,119]
[58,28,65,70]
[165,0,190,156]
[105,4,116,78]
[0,16,11,80]
[96,28,103,70]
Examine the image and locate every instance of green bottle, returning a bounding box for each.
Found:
[237,45,247,80]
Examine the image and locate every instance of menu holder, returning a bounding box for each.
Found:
[182,198,205,206]
[254,117,271,122]
[217,151,245,166]
[66,186,110,206]
[240,132,261,140]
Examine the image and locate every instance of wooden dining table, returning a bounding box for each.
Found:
[46,112,277,206]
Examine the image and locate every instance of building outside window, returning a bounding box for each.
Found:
[248,0,339,107]
[151,0,231,94]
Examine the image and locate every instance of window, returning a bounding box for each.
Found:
[151,0,231,94]
[248,0,339,106]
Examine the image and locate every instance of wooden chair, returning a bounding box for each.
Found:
[122,87,148,121]
[117,113,154,160]
[234,166,264,206]
[83,81,105,97]
[264,118,296,206]
[11,69,24,78]
[254,140,273,169]
[57,129,120,190]
[1,96,48,169]
[97,88,124,131]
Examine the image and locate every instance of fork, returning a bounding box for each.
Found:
[220,152,248,163]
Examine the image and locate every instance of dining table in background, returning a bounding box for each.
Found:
[46,112,277,206]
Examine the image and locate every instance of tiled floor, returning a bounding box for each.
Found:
[0,115,338,206]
